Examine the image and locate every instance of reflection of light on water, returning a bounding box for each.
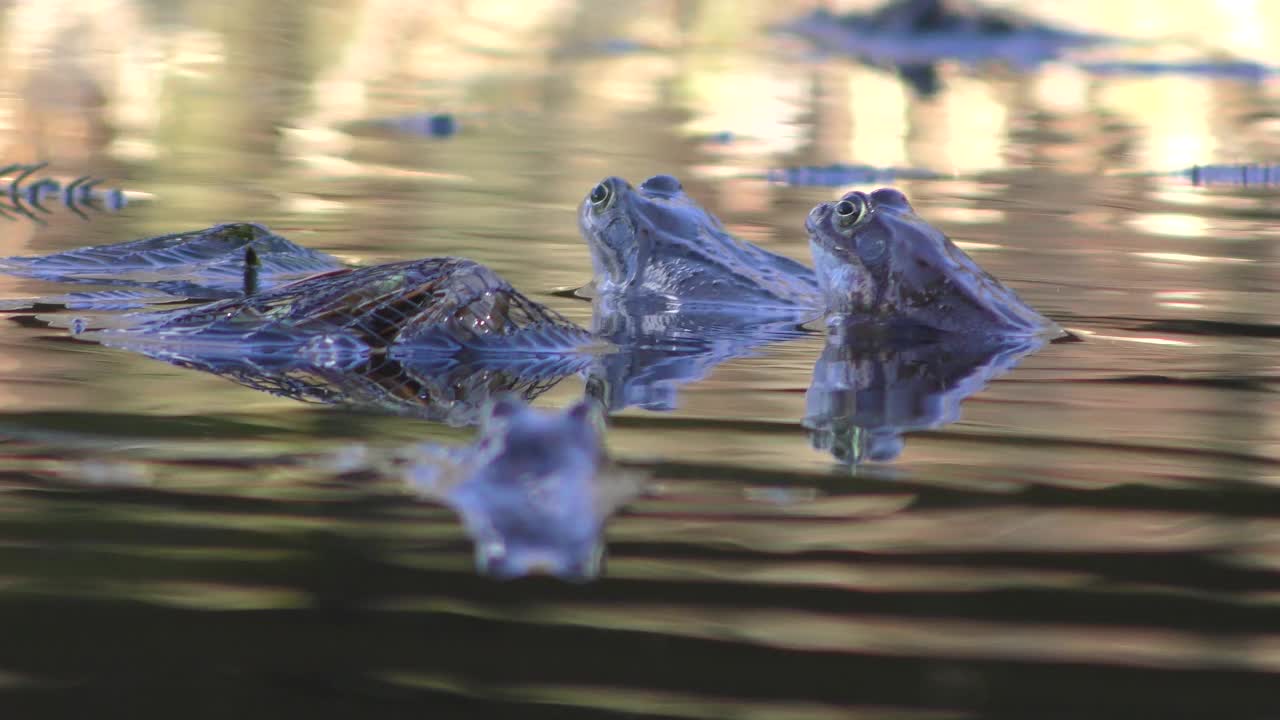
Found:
[1028,0,1280,62]
[1097,76,1215,172]
[933,77,1007,173]
[918,181,1008,224]
[301,0,569,128]
[1154,290,1208,311]
[1086,333,1199,347]
[119,581,308,611]
[1149,189,1252,209]
[1128,213,1210,238]
[587,56,677,109]
[680,59,808,158]
[716,178,773,216]
[166,29,225,79]
[1133,251,1252,264]
[930,206,1006,224]
[846,67,908,167]
[279,195,347,214]
[1031,64,1090,114]
[488,598,1280,671]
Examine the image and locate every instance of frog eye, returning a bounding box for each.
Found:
[833,195,867,228]
[590,182,612,209]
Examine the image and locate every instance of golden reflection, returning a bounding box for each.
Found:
[104,580,309,610]
[615,507,1273,553]
[679,57,809,158]
[477,599,1280,671]
[928,206,1006,224]
[1030,64,1090,115]
[1128,213,1211,238]
[1097,76,1217,170]
[1087,334,1198,347]
[846,67,910,167]
[1133,251,1251,264]
[380,672,957,720]
[952,240,1002,250]
[615,557,1096,593]
[930,76,1008,173]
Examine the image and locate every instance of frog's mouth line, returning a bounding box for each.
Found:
[597,215,626,282]
[806,209,856,258]
[587,211,647,292]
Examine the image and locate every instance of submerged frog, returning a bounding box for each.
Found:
[578,174,820,315]
[404,397,642,580]
[0,223,343,306]
[37,229,797,417]
[805,188,1065,339]
[80,256,593,360]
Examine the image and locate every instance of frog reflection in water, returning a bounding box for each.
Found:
[404,398,641,580]
[806,188,1065,339]
[804,328,1044,463]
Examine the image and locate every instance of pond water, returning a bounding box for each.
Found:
[0,0,1278,716]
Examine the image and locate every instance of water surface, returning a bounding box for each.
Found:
[0,1,1277,716]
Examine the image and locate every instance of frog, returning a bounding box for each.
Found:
[46,233,787,418]
[577,174,821,317]
[404,397,642,580]
[79,256,594,361]
[805,188,1066,340]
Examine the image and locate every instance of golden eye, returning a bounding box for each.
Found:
[590,182,612,208]
[834,195,866,228]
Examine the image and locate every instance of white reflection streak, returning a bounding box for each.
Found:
[1086,333,1198,348]
[1128,213,1210,238]
[1133,252,1252,264]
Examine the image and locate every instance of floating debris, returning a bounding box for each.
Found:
[1179,164,1280,188]
[0,163,131,223]
[1080,60,1274,81]
[359,113,460,139]
[767,164,942,186]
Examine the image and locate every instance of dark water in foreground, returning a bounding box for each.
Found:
[0,1,1278,717]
